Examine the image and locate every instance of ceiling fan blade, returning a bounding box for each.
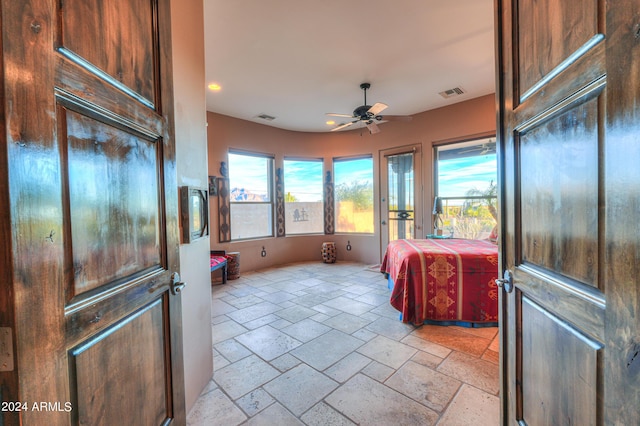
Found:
[366,121,380,134]
[368,102,388,116]
[326,113,355,118]
[331,121,356,132]
[379,115,412,122]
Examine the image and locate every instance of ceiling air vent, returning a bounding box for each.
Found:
[438,87,465,99]
[255,113,276,121]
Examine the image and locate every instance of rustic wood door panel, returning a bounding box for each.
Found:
[496,0,609,424]
[58,0,157,106]
[70,300,170,425]
[61,103,162,300]
[1,0,184,424]
[520,296,602,426]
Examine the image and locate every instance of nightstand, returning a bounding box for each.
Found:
[426,233,453,239]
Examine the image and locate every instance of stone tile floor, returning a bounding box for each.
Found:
[188,262,500,426]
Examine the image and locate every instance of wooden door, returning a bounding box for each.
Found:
[496,0,639,424]
[0,0,185,425]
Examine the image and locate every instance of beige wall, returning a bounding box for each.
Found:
[207,94,496,272]
[171,0,212,413]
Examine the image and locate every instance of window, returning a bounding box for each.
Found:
[228,151,274,240]
[334,156,374,233]
[434,138,497,239]
[284,158,324,235]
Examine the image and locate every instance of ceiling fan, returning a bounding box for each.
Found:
[460,140,496,155]
[326,83,412,134]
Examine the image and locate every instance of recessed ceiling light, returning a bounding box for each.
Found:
[326,120,336,125]
[208,83,222,92]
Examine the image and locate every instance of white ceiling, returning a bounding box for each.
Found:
[204,0,496,133]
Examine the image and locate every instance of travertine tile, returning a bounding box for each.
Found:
[193,262,499,425]
[488,332,500,352]
[438,351,500,394]
[355,291,391,306]
[225,294,265,309]
[214,355,279,399]
[342,284,373,295]
[236,388,275,417]
[187,388,246,426]
[212,320,248,344]
[365,316,414,341]
[214,338,252,363]
[325,374,439,425]
[270,353,301,372]
[322,296,374,316]
[482,348,499,364]
[385,361,461,412]
[323,312,372,334]
[438,384,500,426]
[226,301,282,324]
[351,328,378,342]
[289,293,332,307]
[235,325,302,361]
[275,305,318,323]
[258,290,297,304]
[411,325,492,357]
[263,364,338,416]
[245,402,303,426]
[451,325,499,340]
[411,350,444,369]
[300,402,356,426]
[401,334,452,358]
[280,318,331,342]
[324,352,372,383]
[361,361,395,382]
[242,313,280,330]
[290,330,364,370]
[357,335,417,369]
[211,299,237,316]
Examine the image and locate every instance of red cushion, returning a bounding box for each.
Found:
[210,255,227,268]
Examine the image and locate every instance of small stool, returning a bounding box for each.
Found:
[322,242,336,263]
[227,252,240,280]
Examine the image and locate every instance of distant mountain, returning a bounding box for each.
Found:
[230,187,267,201]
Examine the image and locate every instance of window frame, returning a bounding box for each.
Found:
[227,150,275,241]
[333,155,375,235]
[283,156,324,236]
[433,137,497,240]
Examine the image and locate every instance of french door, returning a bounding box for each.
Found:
[379,145,422,258]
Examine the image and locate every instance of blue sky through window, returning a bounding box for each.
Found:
[438,153,496,199]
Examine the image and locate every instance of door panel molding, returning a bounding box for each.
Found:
[518,295,603,425]
[56,0,158,107]
[68,298,171,425]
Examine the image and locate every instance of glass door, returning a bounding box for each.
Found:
[387,153,415,241]
[380,145,422,258]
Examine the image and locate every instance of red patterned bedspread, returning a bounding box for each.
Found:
[381,239,499,325]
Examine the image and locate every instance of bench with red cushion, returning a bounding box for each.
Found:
[210,250,227,284]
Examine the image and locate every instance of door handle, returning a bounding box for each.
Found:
[171,272,186,295]
[495,270,514,293]
[381,220,387,225]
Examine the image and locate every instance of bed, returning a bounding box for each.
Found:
[380,238,499,327]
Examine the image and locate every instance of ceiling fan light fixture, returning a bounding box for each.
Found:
[325,83,410,133]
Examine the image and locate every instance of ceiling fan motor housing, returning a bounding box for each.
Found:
[354,105,373,120]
